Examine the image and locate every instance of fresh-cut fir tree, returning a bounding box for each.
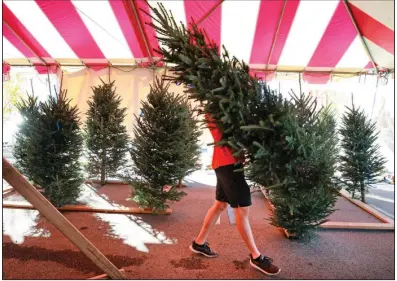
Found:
[339,101,386,203]
[262,94,340,238]
[141,3,340,238]
[13,94,42,185]
[128,78,200,211]
[85,80,129,185]
[14,91,84,207]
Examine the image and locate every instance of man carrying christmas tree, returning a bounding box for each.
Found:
[189,114,281,276]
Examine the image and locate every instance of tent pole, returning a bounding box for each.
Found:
[342,0,378,75]
[5,64,388,76]
[47,70,52,96]
[3,20,47,67]
[196,0,224,27]
[265,0,287,73]
[129,0,154,66]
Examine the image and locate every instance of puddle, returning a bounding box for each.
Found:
[3,194,51,244]
[78,184,176,252]
[3,184,176,251]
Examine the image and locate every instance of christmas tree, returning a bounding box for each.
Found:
[13,91,84,207]
[174,96,202,188]
[144,3,340,238]
[339,101,386,203]
[264,94,340,237]
[13,94,42,184]
[85,80,129,185]
[128,78,200,211]
[145,3,288,161]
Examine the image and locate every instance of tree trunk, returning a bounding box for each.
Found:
[360,182,366,203]
[177,179,182,188]
[101,150,106,186]
[100,165,106,186]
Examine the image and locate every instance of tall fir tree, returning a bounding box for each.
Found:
[128,78,200,211]
[339,101,386,203]
[144,3,340,238]
[85,80,129,185]
[13,91,84,207]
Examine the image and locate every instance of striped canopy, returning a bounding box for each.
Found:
[3,0,394,84]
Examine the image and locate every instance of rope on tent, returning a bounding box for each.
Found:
[298,72,302,95]
[112,65,137,73]
[47,67,52,96]
[30,78,34,95]
[59,69,64,94]
[370,75,380,119]
[379,70,389,85]
[71,3,131,53]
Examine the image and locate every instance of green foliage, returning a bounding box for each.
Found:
[339,102,386,203]
[266,96,340,238]
[145,3,340,238]
[13,95,42,182]
[3,75,24,117]
[174,94,202,182]
[84,80,129,185]
[13,91,84,207]
[128,78,200,211]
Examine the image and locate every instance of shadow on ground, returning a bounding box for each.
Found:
[2,242,146,274]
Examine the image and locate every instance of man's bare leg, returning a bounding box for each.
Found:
[195,200,227,245]
[234,206,261,259]
[234,206,280,275]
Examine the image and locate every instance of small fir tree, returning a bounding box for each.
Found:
[13,91,84,207]
[339,101,386,203]
[13,95,42,183]
[128,78,200,211]
[85,80,129,185]
[175,97,202,188]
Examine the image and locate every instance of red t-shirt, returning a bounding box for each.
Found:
[205,114,237,170]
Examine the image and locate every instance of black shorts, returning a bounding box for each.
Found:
[215,164,252,208]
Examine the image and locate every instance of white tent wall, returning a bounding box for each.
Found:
[60,66,214,170]
[5,67,394,174]
[60,66,214,147]
[269,73,395,174]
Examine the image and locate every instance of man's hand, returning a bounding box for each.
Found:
[163,185,172,193]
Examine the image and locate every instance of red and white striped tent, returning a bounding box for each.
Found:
[3,0,394,84]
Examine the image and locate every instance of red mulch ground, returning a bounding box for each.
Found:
[3,183,395,279]
[328,196,384,223]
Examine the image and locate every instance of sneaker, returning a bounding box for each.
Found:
[250,254,281,276]
[189,241,218,258]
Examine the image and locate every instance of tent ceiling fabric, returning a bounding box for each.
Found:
[2,0,394,84]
